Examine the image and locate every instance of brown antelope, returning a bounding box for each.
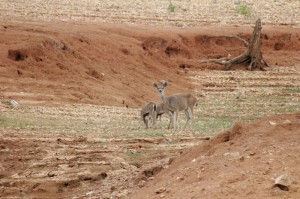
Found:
[153,81,197,129]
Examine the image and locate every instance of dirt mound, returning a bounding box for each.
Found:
[131,113,300,199]
[1,21,300,107]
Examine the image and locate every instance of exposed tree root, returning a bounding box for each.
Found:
[201,19,269,71]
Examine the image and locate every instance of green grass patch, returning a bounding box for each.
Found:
[0,115,42,129]
[167,2,176,12]
[286,89,300,94]
[235,1,252,17]
[192,115,235,135]
[126,151,143,157]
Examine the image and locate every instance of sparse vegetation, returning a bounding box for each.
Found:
[287,88,300,94]
[0,0,298,27]
[0,115,42,129]
[126,151,143,157]
[235,1,252,17]
[1,67,299,139]
[167,1,176,12]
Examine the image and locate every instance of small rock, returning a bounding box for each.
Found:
[85,191,93,196]
[0,164,5,173]
[102,193,110,199]
[160,157,173,168]
[224,152,240,158]
[269,121,276,126]
[239,156,245,161]
[147,177,154,181]
[120,161,130,169]
[275,174,292,191]
[155,187,166,194]
[0,164,5,178]
[10,100,20,108]
[78,173,93,181]
[11,173,20,178]
[283,119,291,124]
[47,171,56,178]
[75,136,87,142]
[138,180,146,188]
[94,172,108,181]
[116,189,132,197]
[176,176,184,181]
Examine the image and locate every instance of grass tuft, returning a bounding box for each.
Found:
[235,1,252,17]
[167,2,176,12]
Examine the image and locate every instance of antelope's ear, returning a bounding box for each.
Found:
[153,82,158,88]
[163,81,168,87]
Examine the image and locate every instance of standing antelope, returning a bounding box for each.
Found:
[153,81,197,129]
[140,102,157,129]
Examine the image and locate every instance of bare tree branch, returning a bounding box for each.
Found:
[224,35,249,46]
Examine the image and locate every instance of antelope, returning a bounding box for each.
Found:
[140,102,157,129]
[141,102,165,129]
[153,81,197,129]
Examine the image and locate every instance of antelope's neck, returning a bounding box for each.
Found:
[159,93,167,104]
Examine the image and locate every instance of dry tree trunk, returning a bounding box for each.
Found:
[201,18,269,71]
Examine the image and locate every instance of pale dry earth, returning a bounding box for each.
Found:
[0,0,300,27]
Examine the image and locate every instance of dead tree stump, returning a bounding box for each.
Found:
[201,19,269,71]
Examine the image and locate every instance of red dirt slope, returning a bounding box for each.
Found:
[1,21,300,107]
[131,114,300,199]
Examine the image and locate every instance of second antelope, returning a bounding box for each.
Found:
[153,81,197,130]
[141,102,156,129]
[141,102,165,129]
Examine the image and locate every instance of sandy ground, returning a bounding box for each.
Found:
[1,0,299,26]
[1,1,300,199]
